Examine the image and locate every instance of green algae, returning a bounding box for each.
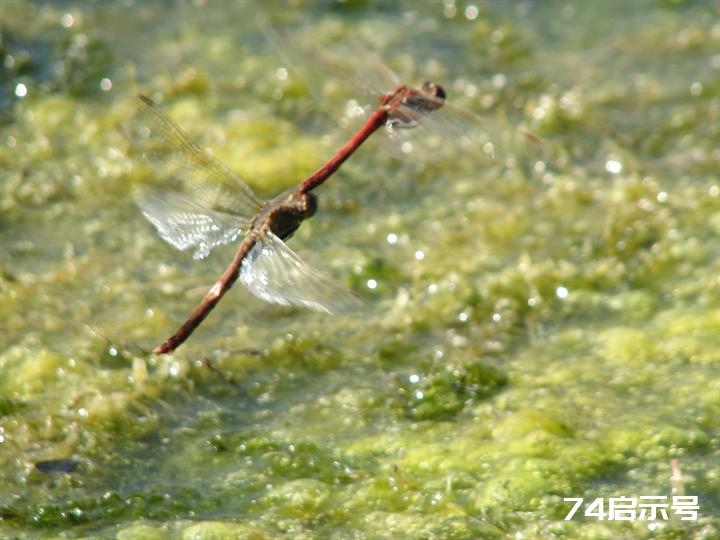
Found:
[0,0,719,538]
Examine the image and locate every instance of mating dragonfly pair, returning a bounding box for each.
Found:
[132,44,537,354]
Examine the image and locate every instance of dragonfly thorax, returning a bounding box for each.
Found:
[403,82,445,114]
[381,82,446,128]
[380,84,409,109]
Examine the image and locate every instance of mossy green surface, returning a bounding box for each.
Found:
[0,1,718,538]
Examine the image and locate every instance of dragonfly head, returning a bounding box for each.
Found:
[267,190,318,240]
[300,191,318,219]
[420,81,446,102]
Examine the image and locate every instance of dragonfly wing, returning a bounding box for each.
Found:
[137,189,249,259]
[396,100,541,162]
[239,231,358,313]
[130,95,264,218]
[260,18,390,114]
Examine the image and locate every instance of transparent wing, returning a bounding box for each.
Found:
[137,189,249,260]
[387,99,542,162]
[259,17,391,117]
[239,231,358,313]
[129,95,264,217]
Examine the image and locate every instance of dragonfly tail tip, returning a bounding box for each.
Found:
[152,343,170,355]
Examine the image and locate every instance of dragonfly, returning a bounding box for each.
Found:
[261,20,541,163]
[132,82,450,354]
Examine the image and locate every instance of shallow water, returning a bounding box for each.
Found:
[1,1,719,538]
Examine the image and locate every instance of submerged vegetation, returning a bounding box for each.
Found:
[0,1,718,538]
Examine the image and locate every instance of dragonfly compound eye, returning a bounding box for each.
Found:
[421,81,446,101]
[304,192,318,218]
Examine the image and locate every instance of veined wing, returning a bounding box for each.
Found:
[259,17,392,119]
[239,231,358,313]
[130,95,264,217]
[388,97,542,161]
[137,189,249,260]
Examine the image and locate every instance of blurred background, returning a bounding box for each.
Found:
[0,1,718,538]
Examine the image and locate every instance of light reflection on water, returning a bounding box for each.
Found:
[0,1,718,537]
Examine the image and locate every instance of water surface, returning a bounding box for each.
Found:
[0,1,718,538]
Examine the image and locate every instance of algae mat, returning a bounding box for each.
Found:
[0,1,718,538]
